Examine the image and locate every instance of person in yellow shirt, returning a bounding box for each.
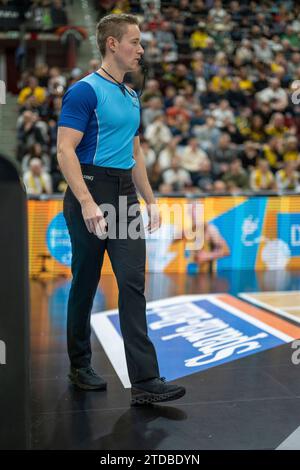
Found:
[262,136,283,171]
[210,67,231,94]
[276,161,300,191]
[18,76,46,105]
[282,136,300,165]
[238,68,254,94]
[265,112,289,138]
[250,158,275,191]
[190,23,211,49]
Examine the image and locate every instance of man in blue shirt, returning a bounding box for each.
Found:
[57,13,185,406]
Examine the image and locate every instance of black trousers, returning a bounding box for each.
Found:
[63,164,160,385]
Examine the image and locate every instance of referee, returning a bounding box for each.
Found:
[57,14,185,406]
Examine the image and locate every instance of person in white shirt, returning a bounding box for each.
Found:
[23,158,52,195]
[157,136,181,170]
[276,161,300,191]
[180,137,208,184]
[256,77,288,112]
[144,114,172,154]
[161,155,192,192]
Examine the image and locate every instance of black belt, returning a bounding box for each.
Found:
[81,163,133,179]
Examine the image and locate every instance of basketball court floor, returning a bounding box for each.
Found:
[30,270,300,450]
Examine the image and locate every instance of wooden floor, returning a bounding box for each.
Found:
[30,270,300,450]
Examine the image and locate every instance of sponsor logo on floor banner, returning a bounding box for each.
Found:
[91,294,299,388]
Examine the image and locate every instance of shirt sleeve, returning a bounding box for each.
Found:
[58,81,97,133]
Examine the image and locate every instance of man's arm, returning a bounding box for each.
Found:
[57,126,106,236]
[132,135,161,232]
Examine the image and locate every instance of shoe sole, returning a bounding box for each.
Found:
[68,376,107,391]
[130,387,186,406]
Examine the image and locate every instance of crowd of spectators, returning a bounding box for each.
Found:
[17,0,300,195]
[0,0,68,31]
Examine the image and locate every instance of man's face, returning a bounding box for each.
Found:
[114,24,144,72]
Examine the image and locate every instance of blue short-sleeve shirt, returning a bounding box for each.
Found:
[58,72,140,169]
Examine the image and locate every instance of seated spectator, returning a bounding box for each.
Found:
[220,116,245,145]
[166,95,191,126]
[256,77,288,112]
[180,137,208,184]
[196,158,215,192]
[190,22,212,50]
[157,137,181,170]
[140,79,162,105]
[144,114,172,154]
[161,156,192,192]
[250,158,275,191]
[48,67,67,94]
[239,141,260,170]
[222,158,249,191]
[16,110,47,161]
[276,161,300,191]
[243,114,266,143]
[210,67,232,95]
[17,76,46,106]
[225,77,248,109]
[22,143,51,174]
[190,104,206,127]
[262,136,284,171]
[163,85,177,109]
[193,116,221,153]
[156,21,177,53]
[143,39,163,66]
[23,158,52,196]
[265,112,291,138]
[282,135,300,165]
[209,132,237,177]
[140,22,154,46]
[211,99,235,128]
[253,37,273,64]
[237,67,254,94]
[142,97,164,128]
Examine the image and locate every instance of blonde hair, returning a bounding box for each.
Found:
[96,14,139,58]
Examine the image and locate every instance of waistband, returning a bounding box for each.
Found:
[81,164,133,179]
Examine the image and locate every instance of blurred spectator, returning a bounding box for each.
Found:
[250,158,275,191]
[157,137,181,170]
[17,110,47,161]
[144,114,172,154]
[193,116,221,153]
[142,96,164,128]
[23,158,52,196]
[196,158,215,192]
[222,158,249,191]
[211,99,234,128]
[17,76,46,106]
[276,161,300,190]
[256,77,288,112]
[22,142,51,174]
[180,137,208,184]
[209,132,237,176]
[161,156,192,192]
[282,135,300,165]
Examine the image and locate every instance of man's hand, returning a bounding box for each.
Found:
[146,203,162,233]
[81,199,107,237]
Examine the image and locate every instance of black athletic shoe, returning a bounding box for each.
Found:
[68,366,107,391]
[131,377,186,406]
